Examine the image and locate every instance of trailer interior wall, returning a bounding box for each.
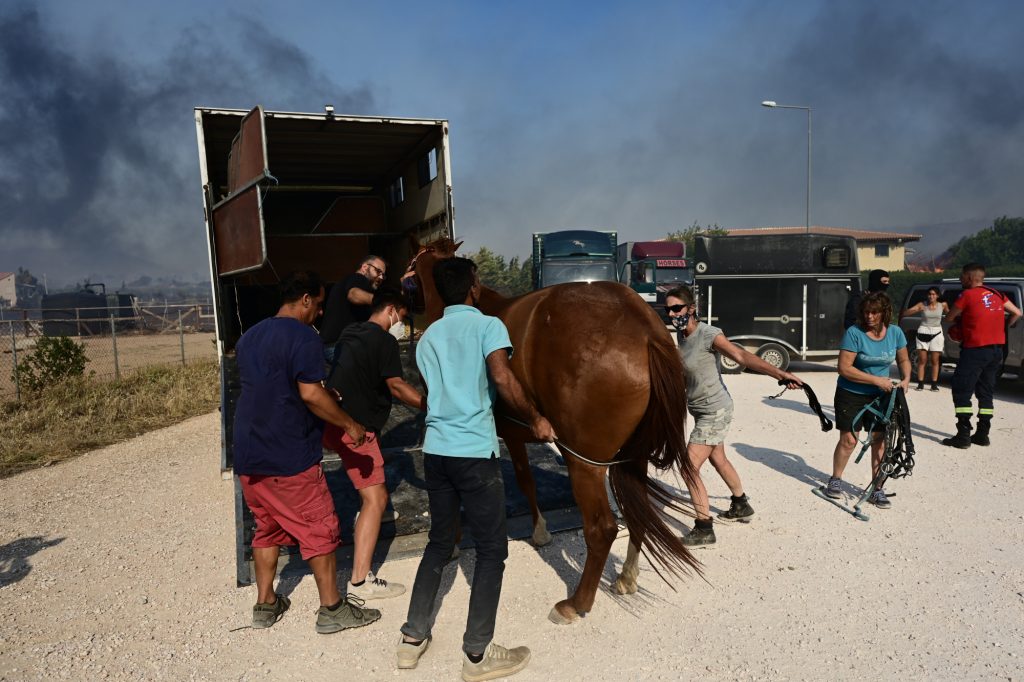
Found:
[196,108,451,351]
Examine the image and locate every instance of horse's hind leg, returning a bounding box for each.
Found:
[505,436,551,547]
[613,540,641,595]
[550,465,616,624]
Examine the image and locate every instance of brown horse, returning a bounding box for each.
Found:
[409,238,700,624]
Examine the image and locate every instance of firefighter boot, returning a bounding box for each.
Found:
[941,416,972,449]
[970,416,991,446]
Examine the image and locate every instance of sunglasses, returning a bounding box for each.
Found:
[665,304,688,313]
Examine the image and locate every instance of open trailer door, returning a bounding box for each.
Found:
[210,106,270,276]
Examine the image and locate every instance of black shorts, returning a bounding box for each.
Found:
[834,387,887,433]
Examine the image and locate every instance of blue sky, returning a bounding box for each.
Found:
[3,0,1023,284]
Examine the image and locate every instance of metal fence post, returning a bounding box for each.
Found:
[9,321,20,402]
[178,310,186,366]
[110,315,120,380]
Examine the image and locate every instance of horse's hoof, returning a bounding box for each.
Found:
[612,577,638,595]
[548,603,580,625]
[532,528,552,547]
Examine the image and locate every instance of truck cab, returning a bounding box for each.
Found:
[618,241,693,323]
[531,230,618,289]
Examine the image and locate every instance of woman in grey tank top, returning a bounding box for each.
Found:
[901,286,948,391]
[665,286,804,548]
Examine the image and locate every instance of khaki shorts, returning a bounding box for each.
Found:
[688,405,734,446]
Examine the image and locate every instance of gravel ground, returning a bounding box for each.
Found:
[2,363,1022,681]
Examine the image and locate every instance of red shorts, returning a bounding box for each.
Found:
[239,463,341,560]
[322,424,386,490]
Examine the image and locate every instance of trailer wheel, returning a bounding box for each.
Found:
[755,343,790,372]
[720,354,743,374]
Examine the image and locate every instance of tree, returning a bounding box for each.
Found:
[951,216,1024,267]
[464,247,533,296]
[665,221,730,255]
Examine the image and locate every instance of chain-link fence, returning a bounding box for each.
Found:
[1,304,217,402]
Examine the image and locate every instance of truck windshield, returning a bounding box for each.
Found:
[656,268,692,284]
[542,260,617,286]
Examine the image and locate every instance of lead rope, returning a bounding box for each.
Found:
[500,415,628,467]
[768,382,834,431]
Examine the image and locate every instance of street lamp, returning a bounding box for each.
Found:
[761,100,812,233]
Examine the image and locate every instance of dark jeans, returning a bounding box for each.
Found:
[401,453,508,655]
[951,345,1002,418]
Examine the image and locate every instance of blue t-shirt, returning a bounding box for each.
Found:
[416,305,513,458]
[233,317,326,475]
[837,324,907,396]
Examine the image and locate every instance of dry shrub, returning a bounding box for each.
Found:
[0,359,219,477]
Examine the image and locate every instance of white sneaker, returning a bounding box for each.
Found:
[396,634,431,669]
[462,642,531,682]
[349,571,406,600]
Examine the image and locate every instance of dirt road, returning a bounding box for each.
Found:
[2,365,1022,680]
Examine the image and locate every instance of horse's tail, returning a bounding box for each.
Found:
[608,335,702,579]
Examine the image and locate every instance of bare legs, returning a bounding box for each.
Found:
[352,483,388,584]
[684,442,743,520]
[831,430,884,482]
[253,545,340,607]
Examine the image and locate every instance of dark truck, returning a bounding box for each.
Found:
[617,240,693,323]
[195,105,455,583]
[692,233,860,372]
[531,230,618,289]
[898,278,1024,379]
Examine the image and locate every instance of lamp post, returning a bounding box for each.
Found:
[761,100,811,233]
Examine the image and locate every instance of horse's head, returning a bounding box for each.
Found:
[405,237,463,325]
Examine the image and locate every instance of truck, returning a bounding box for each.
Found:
[531,230,618,290]
[618,240,694,323]
[195,105,455,583]
[691,233,860,372]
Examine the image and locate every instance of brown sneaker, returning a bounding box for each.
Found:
[462,642,531,682]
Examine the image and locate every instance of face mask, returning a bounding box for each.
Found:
[671,312,691,331]
[388,312,406,340]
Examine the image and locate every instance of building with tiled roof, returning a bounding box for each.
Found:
[0,272,16,308]
[725,227,922,271]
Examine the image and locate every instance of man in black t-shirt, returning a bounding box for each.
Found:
[321,255,387,362]
[323,288,426,605]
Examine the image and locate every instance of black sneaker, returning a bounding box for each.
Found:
[914,383,924,391]
[929,384,940,392]
[682,526,716,548]
[718,495,754,523]
[941,434,972,449]
[970,433,990,446]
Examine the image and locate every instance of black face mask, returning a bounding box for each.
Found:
[671,313,691,331]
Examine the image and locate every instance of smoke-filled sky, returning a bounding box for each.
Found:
[2,0,1023,286]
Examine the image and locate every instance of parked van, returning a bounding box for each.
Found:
[898,278,1024,378]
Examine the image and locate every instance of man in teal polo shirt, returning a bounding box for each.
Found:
[396,257,556,681]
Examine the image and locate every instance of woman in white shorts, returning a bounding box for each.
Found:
[665,286,804,548]
[902,286,948,391]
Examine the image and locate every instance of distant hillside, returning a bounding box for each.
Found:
[874,218,990,265]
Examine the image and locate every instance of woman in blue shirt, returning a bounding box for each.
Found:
[824,292,911,508]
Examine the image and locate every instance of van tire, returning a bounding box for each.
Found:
[755,343,791,372]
